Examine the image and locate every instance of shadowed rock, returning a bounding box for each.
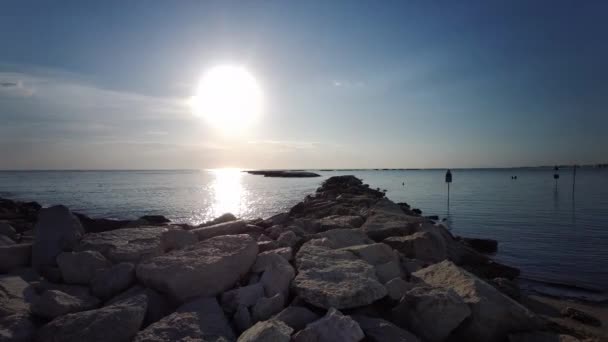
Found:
[76,226,168,263]
[32,205,84,270]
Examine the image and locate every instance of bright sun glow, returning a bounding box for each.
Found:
[191,65,263,133]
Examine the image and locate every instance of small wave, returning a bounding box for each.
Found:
[520,277,608,303]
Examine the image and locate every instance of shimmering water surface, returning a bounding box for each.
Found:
[1,169,607,299]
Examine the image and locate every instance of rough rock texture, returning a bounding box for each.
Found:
[0,314,35,342]
[91,262,135,299]
[413,260,538,341]
[294,308,364,342]
[352,315,420,342]
[237,319,293,342]
[317,215,365,231]
[277,231,299,247]
[76,227,168,263]
[384,231,447,263]
[508,332,581,342]
[273,306,320,331]
[259,255,295,298]
[190,220,249,240]
[107,286,172,328]
[0,243,32,272]
[36,292,147,342]
[56,250,111,284]
[234,305,253,333]
[31,289,100,319]
[311,229,373,248]
[221,283,265,313]
[0,222,17,240]
[385,277,416,301]
[293,241,386,309]
[392,286,471,342]
[161,228,197,251]
[32,205,84,270]
[342,243,402,283]
[253,249,293,272]
[133,296,234,342]
[137,234,258,302]
[0,235,15,246]
[0,273,37,317]
[252,293,285,322]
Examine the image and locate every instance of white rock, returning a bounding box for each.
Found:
[137,234,258,302]
[237,319,293,342]
[57,250,111,285]
[294,308,364,342]
[76,226,168,263]
[32,205,84,270]
[91,262,135,299]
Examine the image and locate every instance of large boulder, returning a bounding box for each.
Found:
[0,222,17,240]
[508,332,581,342]
[32,205,84,270]
[360,213,421,241]
[0,314,36,342]
[259,255,295,299]
[91,262,135,299]
[342,243,402,283]
[412,261,538,341]
[56,250,111,284]
[137,234,258,302]
[310,229,373,248]
[107,286,172,328]
[293,308,364,342]
[0,273,38,317]
[238,319,293,342]
[273,306,320,331]
[384,231,448,263]
[36,291,147,342]
[352,315,420,342]
[190,220,249,240]
[293,241,386,309]
[317,215,365,231]
[161,228,197,251]
[392,286,471,342]
[221,283,265,313]
[133,296,234,342]
[252,293,285,322]
[76,226,168,263]
[31,289,100,319]
[0,243,32,273]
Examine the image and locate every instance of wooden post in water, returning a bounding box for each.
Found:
[553,166,560,190]
[572,164,577,196]
[445,169,452,213]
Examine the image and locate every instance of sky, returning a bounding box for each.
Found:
[1,0,607,169]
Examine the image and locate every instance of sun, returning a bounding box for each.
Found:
[191,65,263,133]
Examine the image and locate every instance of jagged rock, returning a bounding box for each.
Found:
[133,296,234,342]
[0,222,17,240]
[31,289,100,319]
[57,250,111,285]
[459,237,498,254]
[199,213,237,227]
[260,255,295,298]
[137,234,258,302]
[0,314,35,342]
[91,262,135,299]
[234,305,253,332]
[32,205,84,270]
[342,243,402,283]
[76,226,168,263]
[257,234,272,242]
[161,228,197,251]
[0,243,32,272]
[0,235,14,246]
[508,332,581,342]
[311,229,373,248]
[33,281,91,298]
[294,308,364,342]
[400,256,424,274]
[360,213,420,241]
[277,231,299,247]
[252,293,285,322]
[273,306,320,331]
[412,260,538,341]
[317,215,365,231]
[237,319,293,342]
[108,286,172,328]
[293,241,386,309]
[385,277,415,301]
[36,291,147,342]
[190,220,250,240]
[253,250,293,273]
[352,315,420,342]
[221,283,265,313]
[392,286,471,342]
[0,273,38,317]
[384,231,447,263]
[258,240,280,253]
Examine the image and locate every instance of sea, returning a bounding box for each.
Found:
[1,168,607,302]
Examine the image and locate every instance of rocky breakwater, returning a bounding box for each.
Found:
[0,176,602,342]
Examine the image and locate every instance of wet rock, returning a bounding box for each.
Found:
[0,314,35,342]
[161,228,197,251]
[191,220,250,240]
[237,319,293,342]
[293,242,386,309]
[392,286,471,342]
[352,315,420,342]
[91,262,135,299]
[36,292,147,342]
[221,283,265,313]
[252,293,285,322]
[76,226,168,263]
[311,229,373,248]
[0,222,17,240]
[32,205,84,270]
[199,212,237,227]
[0,243,32,273]
[133,296,234,342]
[273,306,320,331]
[459,237,498,254]
[137,234,258,302]
[31,289,100,319]
[294,308,364,342]
[412,260,538,341]
[384,231,447,263]
[57,250,111,285]
[561,307,602,327]
[508,331,581,342]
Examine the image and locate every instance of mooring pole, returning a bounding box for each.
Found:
[553,166,560,190]
[572,164,577,196]
[445,169,452,213]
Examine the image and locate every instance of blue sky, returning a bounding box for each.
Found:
[1,0,607,169]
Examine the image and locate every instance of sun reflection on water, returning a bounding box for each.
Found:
[209,168,244,219]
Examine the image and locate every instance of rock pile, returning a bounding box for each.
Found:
[0,176,594,341]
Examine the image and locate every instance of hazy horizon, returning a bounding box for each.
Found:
[2,1,607,169]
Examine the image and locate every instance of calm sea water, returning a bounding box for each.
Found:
[1,169,607,300]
